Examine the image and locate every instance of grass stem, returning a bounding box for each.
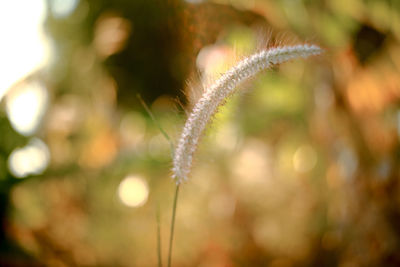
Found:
[167,185,180,267]
[156,204,162,267]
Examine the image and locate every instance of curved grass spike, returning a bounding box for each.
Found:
[172,44,322,184]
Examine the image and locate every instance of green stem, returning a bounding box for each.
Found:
[156,203,162,267]
[167,185,180,267]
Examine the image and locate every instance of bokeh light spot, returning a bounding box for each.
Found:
[94,13,132,58]
[8,138,50,178]
[293,145,317,173]
[49,0,79,18]
[6,82,48,136]
[196,44,233,79]
[232,139,272,184]
[118,175,149,207]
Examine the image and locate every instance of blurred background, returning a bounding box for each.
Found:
[0,0,400,266]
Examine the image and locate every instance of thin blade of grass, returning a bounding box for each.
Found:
[136,94,175,157]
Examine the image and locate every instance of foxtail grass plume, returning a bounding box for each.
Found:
[172,44,322,184]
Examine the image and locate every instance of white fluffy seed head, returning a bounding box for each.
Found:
[172,44,322,184]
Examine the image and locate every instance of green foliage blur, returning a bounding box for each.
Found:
[1,0,400,266]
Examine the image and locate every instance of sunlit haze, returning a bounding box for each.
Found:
[0,0,50,101]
